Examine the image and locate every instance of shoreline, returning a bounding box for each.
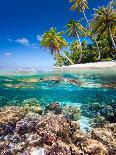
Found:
[0,61,116,76]
[54,61,116,70]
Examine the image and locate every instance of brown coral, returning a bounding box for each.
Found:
[0,106,27,124]
[92,127,116,154]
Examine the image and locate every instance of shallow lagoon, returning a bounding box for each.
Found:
[0,68,116,126]
[0,67,116,107]
[0,68,116,154]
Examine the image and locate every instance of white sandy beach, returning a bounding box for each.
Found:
[54,61,116,69]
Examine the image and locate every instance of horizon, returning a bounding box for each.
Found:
[0,0,109,69]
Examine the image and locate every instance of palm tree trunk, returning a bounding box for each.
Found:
[76,32,83,63]
[108,0,115,8]
[94,38,101,60]
[60,50,74,65]
[82,8,101,60]
[82,10,90,28]
[109,26,116,50]
[76,32,82,51]
[77,53,83,64]
[110,52,115,58]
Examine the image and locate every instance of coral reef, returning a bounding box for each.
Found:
[90,116,109,128]
[23,98,42,114]
[3,83,36,89]
[40,76,82,86]
[91,125,116,154]
[0,104,115,155]
[102,82,116,89]
[81,102,103,118]
[63,105,81,121]
[18,78,40,83]
[45,102,62,114]
[81,100,116,128]
[0,106,27,124]
[77,139,108,155]
[0,106,27,136]
[100,105,115,123]
[104,123,116,134]
[42,76,61,83]
[63,78,81,86]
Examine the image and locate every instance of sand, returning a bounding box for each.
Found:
[54,61,116,69]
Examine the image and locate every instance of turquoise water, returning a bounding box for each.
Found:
[0,68,116,125]
[0,69,116,106]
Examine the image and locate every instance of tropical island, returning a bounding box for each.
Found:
[0,0,116,155]
[40,0,116,67]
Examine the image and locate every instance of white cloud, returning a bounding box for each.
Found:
[36,35,42,41]
[16,38,30,46]
[15,37,39,49]
[7,38,13,42]
[5,52,12,56]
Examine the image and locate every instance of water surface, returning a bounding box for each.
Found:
[0,68,116,105]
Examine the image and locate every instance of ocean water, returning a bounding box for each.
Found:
[0,68,116,131]
[0,68,116,128]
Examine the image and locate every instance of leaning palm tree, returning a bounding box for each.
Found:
[69,0,101,60]
[66,20,86,50]
[91,5,116,50]
[70,0,90,27]
[66,20,86,63]
[40,27,74,65]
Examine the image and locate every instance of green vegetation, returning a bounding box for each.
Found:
[40,0,116,66]
[40,27,74,65]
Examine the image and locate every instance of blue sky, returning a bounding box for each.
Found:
[0,0,109,69]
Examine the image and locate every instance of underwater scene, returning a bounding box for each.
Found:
[0,68,116,155]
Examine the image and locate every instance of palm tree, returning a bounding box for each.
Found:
[108,0,116,9]
[66,20,86,63]
[70,0,90,27]
[69,0,101,60]
[81,40,88,49]
[91,5,116,50]
[40,27,74,65]
[66,20,86,49]
[70,41,81,53]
